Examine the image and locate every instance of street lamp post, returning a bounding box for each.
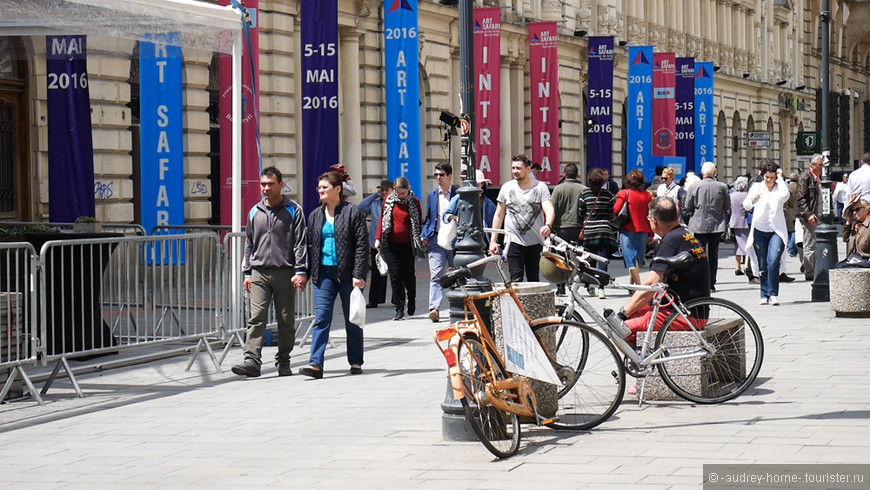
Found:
[440,0,493,439]
[812,0,837,302]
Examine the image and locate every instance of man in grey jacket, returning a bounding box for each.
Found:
[684,161,731,291]
[232,166,309,378]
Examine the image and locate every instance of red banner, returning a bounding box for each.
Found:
[652,52,676,156]
[219,0,261,226]
[474,8,501,185]
[528,22,559,184]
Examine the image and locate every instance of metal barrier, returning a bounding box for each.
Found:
[0,228,320,404]
[0,242,41,404]
[37,233,226,397]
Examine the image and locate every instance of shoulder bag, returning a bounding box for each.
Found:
[612,190,631,228]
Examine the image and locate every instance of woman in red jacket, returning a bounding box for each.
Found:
[375,177,424,321]
[614,169,654,285]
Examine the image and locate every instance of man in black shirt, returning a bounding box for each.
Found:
[617,196,710,343]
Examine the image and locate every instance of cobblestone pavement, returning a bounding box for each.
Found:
[1,241,867,488]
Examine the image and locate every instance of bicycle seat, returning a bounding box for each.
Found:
[651,251,694,270]
[440,267,473,289]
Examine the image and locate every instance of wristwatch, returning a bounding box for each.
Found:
[617,307,628,321]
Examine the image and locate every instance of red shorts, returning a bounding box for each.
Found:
[624,306,708,343]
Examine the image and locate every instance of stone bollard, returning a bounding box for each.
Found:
[829,268,870,317]
[490,282,557,418]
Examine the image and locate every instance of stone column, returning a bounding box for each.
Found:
[340,30,363,202]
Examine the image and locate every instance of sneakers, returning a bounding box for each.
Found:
[231,359,261,378]
[597,288,606,299]
[759,297,769,306]
[768,295,780,306]
[779,273,795,283]
[299,365,323,379]
[587,287,597,297]
[429,308,439,322]
[277,362,292,377]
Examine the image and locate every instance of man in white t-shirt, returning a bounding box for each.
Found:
[832,173,850,223]
[489,154,555,282]
[847,153,870,202]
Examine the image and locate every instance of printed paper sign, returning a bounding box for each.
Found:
[500,295,561,385]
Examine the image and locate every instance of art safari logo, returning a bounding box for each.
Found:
[531,30,558,47]
[388,0,413,13]
[589,43,614,60]
[474,16,500,32]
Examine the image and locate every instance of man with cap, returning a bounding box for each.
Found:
[421,162,458,322]
[358,179,393,308]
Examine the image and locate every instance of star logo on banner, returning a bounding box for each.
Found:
[694,66,711,79]
[388,0,413,13]
[632,51,650,65]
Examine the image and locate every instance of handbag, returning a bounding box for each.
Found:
[578,193,601,242]
[437,217,458,250]
[349,286,366,327]
[612,190,631,228]
[375,251,388,276]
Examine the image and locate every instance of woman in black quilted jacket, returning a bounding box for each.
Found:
[299,171,369,379]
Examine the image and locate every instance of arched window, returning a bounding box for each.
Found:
[0,37,30,218]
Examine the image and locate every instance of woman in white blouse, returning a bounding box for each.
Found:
[743,162,791,306]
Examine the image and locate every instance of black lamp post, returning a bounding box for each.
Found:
[440,0,492,440]
[812,0,837,302]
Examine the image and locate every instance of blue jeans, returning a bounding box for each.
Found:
[309,266,364,368]
[753,230,784,299]
[427,241,454,310]
[787,231,797,256]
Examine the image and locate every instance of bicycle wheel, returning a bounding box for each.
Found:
[531,321,625,430]
[457,336,521,458]
[655,297,764,404]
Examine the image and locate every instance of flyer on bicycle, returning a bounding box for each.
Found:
[499,295,561,385]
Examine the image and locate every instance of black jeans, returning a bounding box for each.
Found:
[507,243,543,283]
[381,241,416,312]
[694,232,721,288]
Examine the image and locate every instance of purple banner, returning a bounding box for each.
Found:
[586,36,614,171]
[300,0,339,213]
[675,57,695,175]
[46,36,95,222]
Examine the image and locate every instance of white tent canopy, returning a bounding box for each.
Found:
[1,0,247,325]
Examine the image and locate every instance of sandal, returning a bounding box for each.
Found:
[299,365,323,379]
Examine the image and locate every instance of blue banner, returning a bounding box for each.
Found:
[46,36,96,222]
[675,57,694,177]
[139,34,183,239]
[586,37,614,171]
[694,61,715,167]
[384,0,421,195]
[301,0,339,213]
[626,46,653,181]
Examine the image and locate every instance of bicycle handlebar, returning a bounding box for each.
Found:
[548,234,609,265]
[465,228,512,270]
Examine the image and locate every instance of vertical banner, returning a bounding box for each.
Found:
[694,61,715,167]
[652,52,676,158]
[586,36,614,172]
[528,22,560,184]
[301,0,339,213]
[45,36,96,222]
[674,57,695,177]
[473,7,501,185]
[139,34,184,240]
[219,0,259,226]
[627,46,653,181]
[384,0,421,195]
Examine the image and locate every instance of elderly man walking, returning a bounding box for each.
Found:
[683,161,730,291]
[797,154,823,281]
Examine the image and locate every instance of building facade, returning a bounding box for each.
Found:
[1,0,869,224]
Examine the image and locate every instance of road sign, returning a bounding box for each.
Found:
[460,118,470,135]
[796,131,820,155]
[746,131,770,148]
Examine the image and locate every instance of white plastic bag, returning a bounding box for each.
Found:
[437,218,458,250]
[349,286,366,327]
[375,252,389,276]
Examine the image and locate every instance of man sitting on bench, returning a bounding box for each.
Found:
[615,196,711,344]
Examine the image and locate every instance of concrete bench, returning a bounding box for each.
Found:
[635,317,745,401]
[829,268,870,318]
